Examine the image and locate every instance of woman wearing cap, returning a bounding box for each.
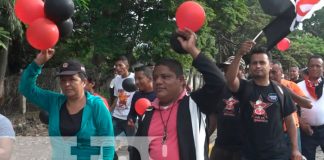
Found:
[19,49,114,160]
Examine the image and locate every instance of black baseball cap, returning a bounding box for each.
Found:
[56,60,87,77]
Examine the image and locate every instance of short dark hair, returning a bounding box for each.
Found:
[155,58,183,77]
[272,60,282,68]
[271,60,283,72]
[134,65,153,80]
[307,55,323,65]
[289,66,299,70]
[249,47,271,63]
[115,56,129,66]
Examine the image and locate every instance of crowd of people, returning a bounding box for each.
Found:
[0,28,323,160]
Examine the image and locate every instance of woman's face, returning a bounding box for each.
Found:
[59,74,85,98]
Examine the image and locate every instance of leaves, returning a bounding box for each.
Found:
[1,0,323,77]
[0,27,10,50]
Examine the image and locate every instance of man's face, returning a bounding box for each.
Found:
[249,53,271,79]
[308,58,323,79]
[135,71,152,92]
[270,64,282,82]
[153,65,184,105]
[115,60,128,77]
[289,67,299,80]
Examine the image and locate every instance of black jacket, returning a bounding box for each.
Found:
[130,53,225,160]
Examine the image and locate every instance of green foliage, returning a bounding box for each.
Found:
[0,27,10,50]
[3,0,323,78]
[303,8,324,38]
[209,0,249,33]
[273,31,324,68]
[0,0,23,39]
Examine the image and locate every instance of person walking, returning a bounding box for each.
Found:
[19,49,114,159]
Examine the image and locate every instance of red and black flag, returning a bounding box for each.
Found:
[258,0,324,50]
[259,0,294,16]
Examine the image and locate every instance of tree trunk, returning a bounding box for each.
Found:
[0,39,9,105]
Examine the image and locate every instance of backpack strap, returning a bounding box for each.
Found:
[242,79,254,102]
[270,80,285,119]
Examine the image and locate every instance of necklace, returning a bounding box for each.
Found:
[158,102,176,158]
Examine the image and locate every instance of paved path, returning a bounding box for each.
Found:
[209,130,324,160]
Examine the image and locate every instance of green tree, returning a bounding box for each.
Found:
[0,0,23,100]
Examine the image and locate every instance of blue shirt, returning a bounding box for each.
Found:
[0,114,15,139]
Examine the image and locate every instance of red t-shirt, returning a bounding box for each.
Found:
[93,93,110,110]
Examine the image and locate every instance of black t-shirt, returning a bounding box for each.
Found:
[237,80,296,160]
[214,87,242,151]
[60,102,84,136]
[127,91,156,122]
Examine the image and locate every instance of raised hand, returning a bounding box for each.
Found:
[34,48,55,65]
[237,40,255,56]
[176,28,200,59]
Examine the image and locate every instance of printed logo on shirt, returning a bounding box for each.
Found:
[117,89,130,109]
[250,95,273,123]
[267,93,278,103]
[223,96,239,116]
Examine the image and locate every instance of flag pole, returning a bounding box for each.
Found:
[253,30,263,42]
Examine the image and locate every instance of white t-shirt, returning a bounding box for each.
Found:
[298,80,324,126]
[112,73,135,120]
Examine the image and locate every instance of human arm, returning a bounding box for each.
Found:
[0,138,14,160]
[299,118,314,136]
[177,29,226,113]
[285,88,312,109]
[176,28,200,59]
[127,93,138,128]
[0,115,15,160]
[279,81,312,109]
[18,49,61,111]
[282,89,302,160]
[285,114,302,160]
[109,98,117,112]
[94,99,115,160]
[225,41,254,92]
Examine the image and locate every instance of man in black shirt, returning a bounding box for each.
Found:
[127,65,156,127]
[225,41,302,160]
[210,56,246,160]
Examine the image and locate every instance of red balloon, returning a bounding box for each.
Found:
[14,0,45,24]
[277,38,291,51]
[175,1,206,32]
[135,98,151,116]
[26,18,59,50]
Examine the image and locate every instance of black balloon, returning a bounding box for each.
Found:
[57,18,73,38]
[259,0,292,16]
[45,0,74,23]
[122,78,137,92]
[170,32,187,54]
[39,110,49,125]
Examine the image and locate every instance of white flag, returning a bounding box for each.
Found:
[296,0,324,22]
